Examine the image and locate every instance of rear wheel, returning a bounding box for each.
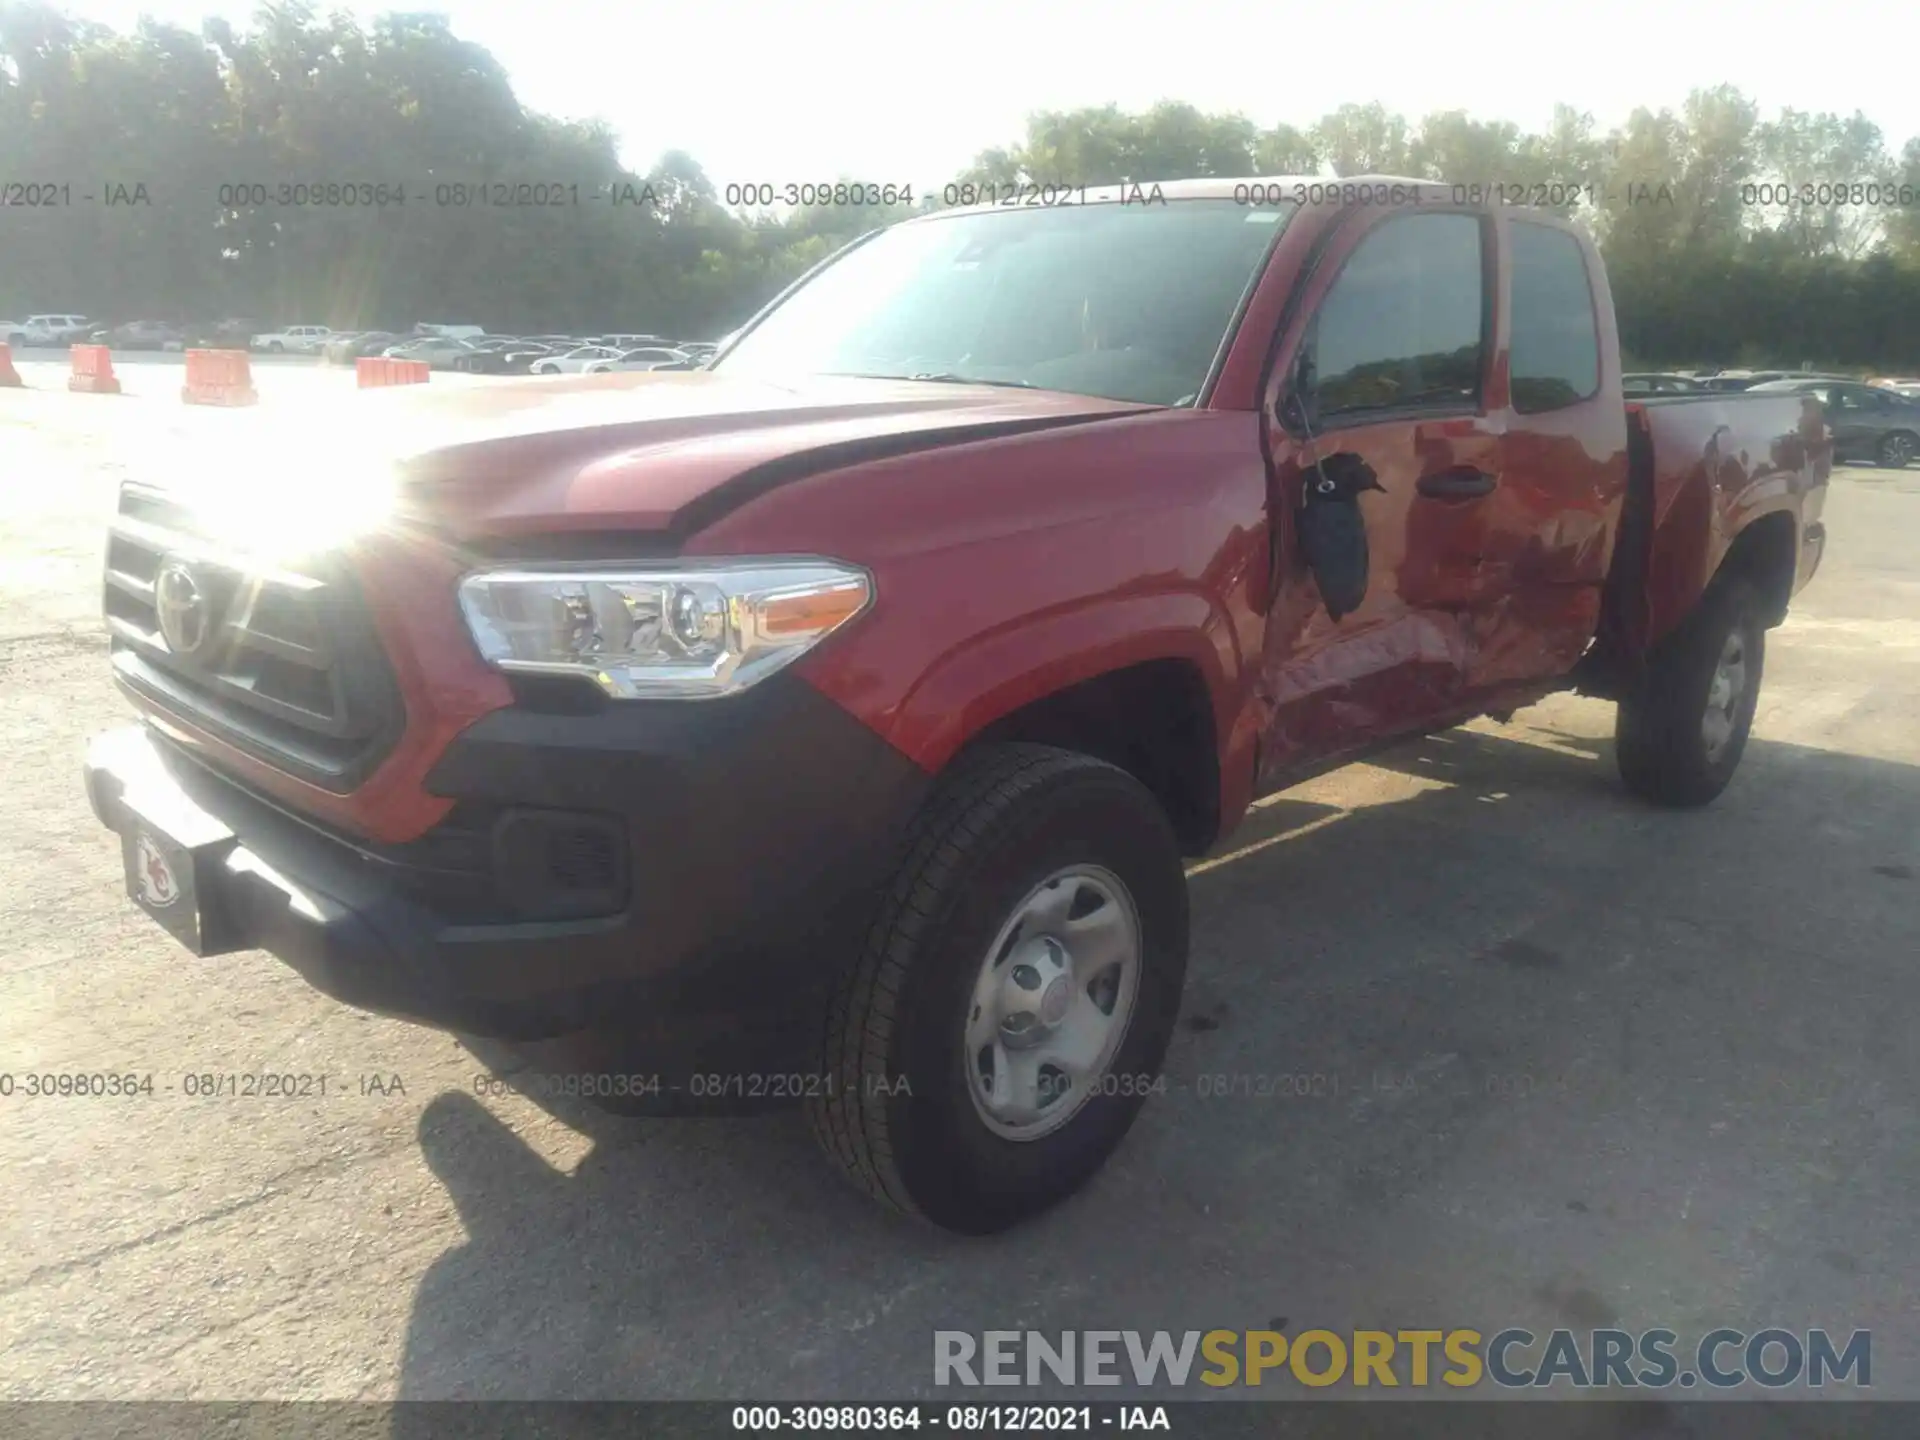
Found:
[1877,431,1916,469]
[806,744,1188,1234]
[1615,576,1766,807]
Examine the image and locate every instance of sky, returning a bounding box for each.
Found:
[59,0,1920,189]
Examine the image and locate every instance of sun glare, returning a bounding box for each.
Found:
[147,413,404,564]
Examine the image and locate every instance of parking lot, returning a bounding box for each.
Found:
[2,366,1918,1403]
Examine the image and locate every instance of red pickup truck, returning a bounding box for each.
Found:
[85,177,1829,1233]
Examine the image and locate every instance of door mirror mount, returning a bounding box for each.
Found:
[1282,347,1320,433]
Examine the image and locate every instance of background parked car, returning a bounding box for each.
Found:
[588,333,672,349]
[1701,369,1830,392]
[6,314,92,347]
[92,320,182,350]
[380,335,493,370]
[529,345,625,374]
[451,339,558,374]
[336,331,404,362]
[250,325,333,355]
[172,318,262,349]
[583,346,690,373]
[1747,377,1920,467]
[1623,372,1710,396]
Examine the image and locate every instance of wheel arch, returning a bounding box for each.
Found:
[1714,509,1800,628]
[954,656,1225,857]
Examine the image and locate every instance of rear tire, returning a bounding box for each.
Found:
[1615,576,1766,807]
[806,744,1188,1234]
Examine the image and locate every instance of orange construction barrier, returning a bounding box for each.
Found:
[181,349,258,406]
[0,343,21,388]
[68,344,122,395]
[356,356,430,388]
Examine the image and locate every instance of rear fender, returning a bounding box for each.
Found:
[1612,401,1823,662]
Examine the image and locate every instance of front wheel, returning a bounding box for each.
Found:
[807,744,1189,1234]
[1615,576,1766,807]
[1877,431,1916,469]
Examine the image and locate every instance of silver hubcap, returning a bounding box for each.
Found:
[1886,435,1915,466]
[1702,629,1748,762]
[965,865,1141,1141]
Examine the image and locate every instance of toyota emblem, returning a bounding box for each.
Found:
[154,557,214,655]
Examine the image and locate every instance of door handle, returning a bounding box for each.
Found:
[1416,467,1498,500]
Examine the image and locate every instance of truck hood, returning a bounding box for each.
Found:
[166,370,1155,547]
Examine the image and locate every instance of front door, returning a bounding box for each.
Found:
[1255,207,1498,783]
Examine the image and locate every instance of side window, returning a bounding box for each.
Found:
[1509,220,1600,413]
[1305,212,1485,422]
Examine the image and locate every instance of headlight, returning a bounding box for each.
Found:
[457,559,872,699]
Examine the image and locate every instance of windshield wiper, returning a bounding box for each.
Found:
[831,370,1040,390]
[907,372,1037,389]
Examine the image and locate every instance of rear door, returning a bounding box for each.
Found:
[1479,214,1630,684]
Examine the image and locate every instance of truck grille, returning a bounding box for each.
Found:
[102,483,405,793]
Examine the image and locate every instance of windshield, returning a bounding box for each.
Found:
[714,198,1295,406]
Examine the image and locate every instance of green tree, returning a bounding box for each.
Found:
[6,8,1920,368]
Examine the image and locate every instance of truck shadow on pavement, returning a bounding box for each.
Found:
[393,723,1920,1405]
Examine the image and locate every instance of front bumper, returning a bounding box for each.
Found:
[85,675,931,1082]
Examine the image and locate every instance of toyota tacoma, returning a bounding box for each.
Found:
[85,177,1830,1233]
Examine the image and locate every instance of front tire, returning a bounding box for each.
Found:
[1877,431,1917,469]
[807,744,1189,1234]
[1615,576,1766,807]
